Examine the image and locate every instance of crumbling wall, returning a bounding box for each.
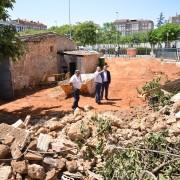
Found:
[11,35,76,90]
[80,54,101,73]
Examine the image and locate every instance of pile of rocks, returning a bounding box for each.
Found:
[0,93,179,180]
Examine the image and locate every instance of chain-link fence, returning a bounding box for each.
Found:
[155,48,180,61]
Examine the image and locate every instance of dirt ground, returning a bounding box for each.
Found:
[0,58,180,118]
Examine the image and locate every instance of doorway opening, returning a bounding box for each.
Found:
[69,62,76,76]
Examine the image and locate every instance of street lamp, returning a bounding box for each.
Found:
[95,29,99,49]
[166,32,169,48]
[69,0,72,39]
[115,12,119,46]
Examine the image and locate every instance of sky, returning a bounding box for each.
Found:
[9,0,180,27]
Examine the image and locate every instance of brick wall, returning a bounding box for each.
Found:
[11,34,76,90]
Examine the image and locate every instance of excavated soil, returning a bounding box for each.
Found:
[0,58,180,119]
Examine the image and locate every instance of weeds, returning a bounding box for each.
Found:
[98,132,180,180]
[137,77,172,109]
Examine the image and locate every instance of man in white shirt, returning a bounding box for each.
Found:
[70,70,82,110]
[94,66,103,104]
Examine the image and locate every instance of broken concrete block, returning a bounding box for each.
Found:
[43,157,57,167]
[3,135,14,146]
[25,152,43,161]
[28,164,45,180]
[27,140,37,150]
[16,173,23,180]
[24,115,31,127]
[11,160,27,174]
[67,121,91,141]
[10,144,23,159]
[51,136,78,154]
[45,120,64,131]
[0,124,30,151]
[43,157,66,170]
[37,133,52,152]
[12,119,25,129]
[35,127,49,136]
[66,160,78,173]
[175,111,180,120]
[45,168,58,180]
[171,93,180,102]
[0,166,12,180]
[0,144,10,159]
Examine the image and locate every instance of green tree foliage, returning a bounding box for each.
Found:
[74,21,98,45]
[148,23,180,46]
[0,25,24,60]
[100,23,118,44]
[157,12,165,28]
[0,0,15,20]
[49,24,74,37]
[0,0,24,61]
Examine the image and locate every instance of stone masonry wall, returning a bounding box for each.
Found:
[11,35,76,90]
[80,54,101,73]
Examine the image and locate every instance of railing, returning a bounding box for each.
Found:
[155,48,180,61]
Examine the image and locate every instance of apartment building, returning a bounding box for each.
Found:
[169,14,180,25]
[114,19,154,36]
[0,19,47,32]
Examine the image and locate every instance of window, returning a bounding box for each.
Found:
[50,46,54,53]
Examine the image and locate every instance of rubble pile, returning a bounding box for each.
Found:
[0,93,179,180]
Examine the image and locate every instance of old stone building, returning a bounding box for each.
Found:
[0,32,101,100]
[61,51,101,75]
[0,32,76,99]
[12,32,76,90]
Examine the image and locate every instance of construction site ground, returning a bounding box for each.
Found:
[0,58,180,120]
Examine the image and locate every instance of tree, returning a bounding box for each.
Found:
[0,25,23,60]
[0,0,23,61]
[148,23,180,50]
[0,0,15,20]
[74,21,98,45]
[100,23,118,44]
[49,24,75,38]
[158,23,180,43]
[157,12,165,28]
[148,23,180,46]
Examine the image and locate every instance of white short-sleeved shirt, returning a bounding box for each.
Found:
[94,71,102,83]
[103,71,108,82]
[70,74,82,89]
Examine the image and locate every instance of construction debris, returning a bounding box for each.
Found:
[0,91,179,179]
[0,166,12,180]
[37,133,52,152]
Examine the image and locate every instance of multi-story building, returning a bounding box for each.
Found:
[114,19,154,36]
[0,19,47,32]
[169,14,180,25]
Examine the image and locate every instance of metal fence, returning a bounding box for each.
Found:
[155,48,180,61]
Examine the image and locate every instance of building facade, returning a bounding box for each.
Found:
[0,19,47,32]
[169,14,180,25]
[62,51,101,75]
[0,32,76,100]
[114,19,154,36]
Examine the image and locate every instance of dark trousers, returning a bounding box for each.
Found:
[72,89,80,110]
[95,83,102,103]
[101,82,109,99]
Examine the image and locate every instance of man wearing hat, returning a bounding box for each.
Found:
[70,70,82,110]
[101,65,111,100]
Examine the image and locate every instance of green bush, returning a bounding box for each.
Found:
[136,47,151,55]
